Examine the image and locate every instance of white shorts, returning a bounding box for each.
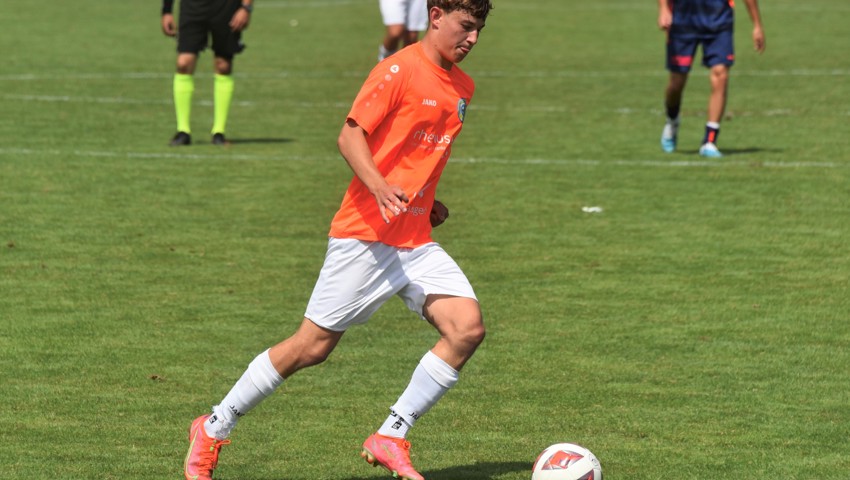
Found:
[379,0,428,31]
[305,238,477,331]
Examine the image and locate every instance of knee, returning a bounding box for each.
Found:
[384,25,405,42]
[175,55,196,75]
[710,67,729,84]
[175,63,193,75]
[456,315,486,349]
[668,74,687,93]
[214,57,233,75]
[299,344,333,368]
[466,323,486,348]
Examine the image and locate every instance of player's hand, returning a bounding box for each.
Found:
[658,10,672,31]
[430,200,449,228]
[375,185,409,224]
[752,26,766,53]
[230,8,251,32]
[161,14,177,37]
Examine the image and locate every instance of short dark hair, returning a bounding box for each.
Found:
[428,0,493,21]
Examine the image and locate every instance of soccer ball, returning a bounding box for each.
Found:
[531,443,603,480]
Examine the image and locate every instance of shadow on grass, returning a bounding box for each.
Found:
[421,461,530,480]
[676,146,783,156]
[721,147,783,155]
[228,460,530,480]
[226,137,295,145]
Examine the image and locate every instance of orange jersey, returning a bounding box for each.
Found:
[329,43,475,248]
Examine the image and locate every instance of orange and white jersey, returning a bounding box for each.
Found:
[329,42,475,248]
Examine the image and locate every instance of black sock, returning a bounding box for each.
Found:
[703,123,720,145]
[666,104,680,121]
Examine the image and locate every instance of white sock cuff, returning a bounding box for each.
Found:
[420,351,459,389]
[248,349,284,396]
[706,121,720,129]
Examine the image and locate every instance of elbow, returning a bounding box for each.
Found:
[337,119,357,155]
[336,131,346,155]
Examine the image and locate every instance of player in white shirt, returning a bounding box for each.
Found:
[378,0,428,60]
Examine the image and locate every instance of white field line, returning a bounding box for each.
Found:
[0,147,843,169]
[0,92,823,117]
[0,93,356,110]
[473,69,850,79]
[490,1,850,12]
[258,0,849,12]
[2,69,850,82]
[1,93,254,107]
[258,0,370,8]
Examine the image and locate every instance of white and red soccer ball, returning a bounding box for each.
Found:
[531,443,603,480]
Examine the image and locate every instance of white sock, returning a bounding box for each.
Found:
[205,349,284,440]
[378,410,412,438]
[378,45,396,61]
[378,351,459,439]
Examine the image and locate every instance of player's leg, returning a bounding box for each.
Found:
[379,0,408,60]
[185,238,394,480]
[706,65,729,125]
[662,71,689,152]
[662,31,696,153]
[381,244,483,435]
[699,29,734,157]
[211,55,235,144]
[423,295,485,371]
[402,0,428,47]
[380,295,484,436]
[363,244,483,480]
[363,295,483,480]
[208,6,244,144]
[170,6,208,146]
[267,318,345,378]
[402,29,419,46]
[665,71,688,118]
[207,319,344,440]
[184,320,343,480]
[171,53,197,146]
[699,63,728,157]
[171,52,198,147]
[381,24,407,60]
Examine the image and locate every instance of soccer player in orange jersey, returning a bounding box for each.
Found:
[182,2,493,480]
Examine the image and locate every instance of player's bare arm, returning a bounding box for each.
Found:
[742,0,766,53]
[230,2,252,32]
[337,119,409,224]
[657,0,672,31]
[161,13,176,37]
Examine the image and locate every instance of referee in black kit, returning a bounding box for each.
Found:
[160,0,253,146]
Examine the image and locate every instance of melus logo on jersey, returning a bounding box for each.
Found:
[412,129,453,146]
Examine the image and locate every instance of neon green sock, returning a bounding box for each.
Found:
[173,73,194,134]
[212,74,235,135]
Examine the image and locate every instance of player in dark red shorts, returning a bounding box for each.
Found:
[161,0,252,146]
[658,0,765,157]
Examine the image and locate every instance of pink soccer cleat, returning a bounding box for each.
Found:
[361,432,425,480]
[184,415,230,480]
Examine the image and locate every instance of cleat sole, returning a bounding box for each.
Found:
[361,448,404,478]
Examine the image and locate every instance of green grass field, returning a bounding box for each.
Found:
[2,0,849,478]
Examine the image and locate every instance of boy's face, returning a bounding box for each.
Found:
[431,8,486,65]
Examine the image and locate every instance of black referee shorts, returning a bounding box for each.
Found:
[177,0,245,59]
